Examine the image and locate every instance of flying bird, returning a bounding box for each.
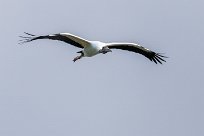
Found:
[19,32,167,64]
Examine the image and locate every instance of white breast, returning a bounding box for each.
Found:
[83,41,105,57]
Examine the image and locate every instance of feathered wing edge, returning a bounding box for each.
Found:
[19,32,87,48]
[106,43,168,64]
[150,53,167,64]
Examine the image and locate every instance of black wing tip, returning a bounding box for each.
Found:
[157,53,168,58]
[18,32,39,44]
[24,32,36,36]
[151,53,168,64]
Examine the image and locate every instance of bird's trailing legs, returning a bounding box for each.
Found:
[73,55,82,62]
[73,51,84,62]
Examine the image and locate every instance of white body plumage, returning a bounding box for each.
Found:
[83,41,105,57]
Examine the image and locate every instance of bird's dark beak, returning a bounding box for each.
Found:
[104,48,112,54]
[99,47,112,54]
[104,47,112,53]
[107,49,112,52]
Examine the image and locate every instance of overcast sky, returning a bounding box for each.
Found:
[0,0,204,136]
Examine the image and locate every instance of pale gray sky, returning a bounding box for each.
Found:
[0,0,204,136]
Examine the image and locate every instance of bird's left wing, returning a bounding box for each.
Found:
[19,32,90,48]
[105,43,167,64]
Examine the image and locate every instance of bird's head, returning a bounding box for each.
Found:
[99,47,112,54]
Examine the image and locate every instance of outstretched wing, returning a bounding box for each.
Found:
[106,43,167,64]
[19,32,90,48]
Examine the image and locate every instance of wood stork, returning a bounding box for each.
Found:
[19,32,167,64]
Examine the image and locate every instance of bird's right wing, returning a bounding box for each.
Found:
[106,42,167,64]
[19,32,90,48]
